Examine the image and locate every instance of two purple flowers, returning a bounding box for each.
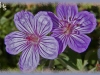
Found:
[4,4,97,72]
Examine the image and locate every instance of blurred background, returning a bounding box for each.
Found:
[0,3,100,71]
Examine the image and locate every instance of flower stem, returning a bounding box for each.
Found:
[48,60,54,69]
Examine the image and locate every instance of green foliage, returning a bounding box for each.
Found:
[0,3,100,71]
[30,3,55,14]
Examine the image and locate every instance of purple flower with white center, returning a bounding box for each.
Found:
[4,11,59,72]
[49,4,97,53]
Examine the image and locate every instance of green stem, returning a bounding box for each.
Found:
[48,60,54,69]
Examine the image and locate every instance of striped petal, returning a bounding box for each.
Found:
[47,12,60,30]
[38,36,59,59]
[19,46,39,72]
[68,34,91,53]
[52,30,68,54]
[33,11,53,36]
[56,3,78,22]
[74,11,97,34]
[5,31,28,55]
[14,10,34,34]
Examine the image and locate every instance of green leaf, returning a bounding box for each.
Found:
[66,61,78,71]
[57,58,67,67]
[54,59,60,65]
[3,10,11,17]
[67,65,78,72]
[59,53,69,61]
[76,59,83,71]
[0,17,8,24]
[83,60,88,67]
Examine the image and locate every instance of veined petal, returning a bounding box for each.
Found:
[52,32,68,54]
[5,31,28,55]
[68,34,91,53]
[47,12,62,30]
[14,10,34,34]
[19,46,39,72]
[74,11,97,34]
[38,36,59,59]
[56,3,78,22]
[33,11,53,36]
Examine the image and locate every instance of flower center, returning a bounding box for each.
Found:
[63,23,73,35]
[26,34,39,44]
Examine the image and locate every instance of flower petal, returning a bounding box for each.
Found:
[14,10,34,34]
[47,12,61,30]
[33,11,53,36]
[68,34,91,53]
[74,11,97,34]
[51,29,68,54]
[19,46,39,72]
[56,3,78,22]
[5,31,28,55]
[38,36,59,59]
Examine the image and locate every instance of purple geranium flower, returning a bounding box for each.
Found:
[49,4,97,53]
[5,11,59,72]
